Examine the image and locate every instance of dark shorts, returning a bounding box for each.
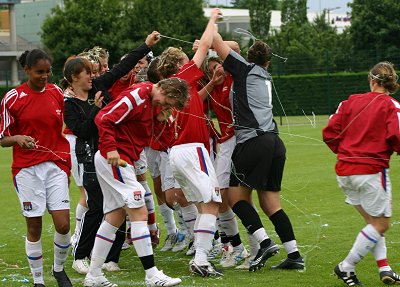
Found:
[229,132,286,191]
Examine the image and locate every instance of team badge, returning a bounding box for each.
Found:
[214,188,220,197]
[133,191,142,201]
[23,202,32,211]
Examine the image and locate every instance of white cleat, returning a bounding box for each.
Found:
[84,273,118,287]
[145,270,182,286]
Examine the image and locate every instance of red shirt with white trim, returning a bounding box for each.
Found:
[171,60,209,150]
[0,82,71,177]
[96,82,155,164]
[322,91,400,176]
[209,73,234,143]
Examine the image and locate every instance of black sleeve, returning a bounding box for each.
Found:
[223,50,252,80]
[93,43,151,90]
[64,100,101,141]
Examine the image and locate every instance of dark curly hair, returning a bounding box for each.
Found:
[247,41,272,67]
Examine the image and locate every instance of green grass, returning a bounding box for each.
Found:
[1,115,400,286]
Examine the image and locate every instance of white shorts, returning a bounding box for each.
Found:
[215,136,235,188]
[94,151,146,213]
[134,149,148,176]
[169,143,221,203]
[147,147,179,191]
[337,170,392,217]
[14,161,70,217]
[65,134,83,186]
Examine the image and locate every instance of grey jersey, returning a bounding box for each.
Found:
[223,50,276,144]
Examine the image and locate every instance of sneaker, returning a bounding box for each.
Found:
[208,239,223,260]
[249,241,280,272]
[34,284,45,287]
[145,270,182,286]
[271,256,305,270]
[52,267,73,287]
[190,260,223,277]
[150,228,160,248]
[121,242,130,250]
[185,239,196,256]
[172,233,191,252]
[334,263,363,286]
[84,273,118,287]
[72,258,90,274]
[380,270,400,285]
[236,255,254,269]
[219,245,234,266]
[222,246,249,267]
[102,261,121,272]
[160,233,178,251]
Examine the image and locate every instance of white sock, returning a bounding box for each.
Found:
[194,213,217,266]
[89,221,118,276]
[140,181,157,231]
[247,232,260,257]
[173,203,187,234]
[373,235,391,272]
[74,203,88,233]
[159,203,177,235]
[253,228,270,244]
[53,231,70,272]
[342,224,381,272]
[283,240,298,254]
[131,221,153,257]
[26,239,44,284]
[218,209,239,237]
[181,204,198,235]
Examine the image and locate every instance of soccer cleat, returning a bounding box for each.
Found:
[72,258,90,274]
[249,241,280,272]
[190,260,223,277]
[208,239,223,260]
[160,233,178,251]
[150,228,160,248]
[236,255,254,269]
[222,245,249,267]
[34,284,45,287]
[145,270,182,286]
[219,244,234,266]
[84,273,118,287]
[271,256,305,270]
[172,233,191,252]
[102,261,121,272]
[334,264,363,286]
[185,240,196,256]
[121,242,130,250]
[52,267,73,287]
[380,270,400,285]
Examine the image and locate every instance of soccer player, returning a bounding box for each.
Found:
[211,32,304,271]
[323,61,400,286]
[83,77,188,287]
[0,49,72,287]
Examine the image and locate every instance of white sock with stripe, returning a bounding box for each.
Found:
[159,203,177,235]
[88,221,118,276]
[26,239,44,284]
[194,213,217,266]
[181,204,198,235]
[140,181,157,231]
[53,231,70,272]
[373,235,391,272]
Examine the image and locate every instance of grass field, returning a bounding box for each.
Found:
[1,115,400,287]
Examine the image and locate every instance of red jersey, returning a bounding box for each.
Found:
[0,82,71,177]
[108,79,130,101]
[96,82,155,164]
[210,73,234,143]
[322,91,400,175]
[149,106,174,151]
[171,60,209,150]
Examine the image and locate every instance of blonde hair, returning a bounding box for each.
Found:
[157,77,189,110]
[157,47,187,79]
[369,62,399,93]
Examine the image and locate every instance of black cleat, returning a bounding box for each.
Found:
[249,241,280,272]
[34,284,45,287]
[189,260,223,277]
[334,264,363,286]
[52,267,73,287]
[380,270,400,285]
[271,256,305,270]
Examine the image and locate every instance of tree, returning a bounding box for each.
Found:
[281,0,307,26]
[231,0,249,8]
[122,0,207,57]
[349,0,400,52]
[248,0,277,39]
[41,0,132,71]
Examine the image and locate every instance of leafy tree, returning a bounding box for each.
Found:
[123,0,207,57]
[281,0,307,26]
[349,0,400,52]
[248,0,277,39]
[231,0,249,8]
[41,0,132,71]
